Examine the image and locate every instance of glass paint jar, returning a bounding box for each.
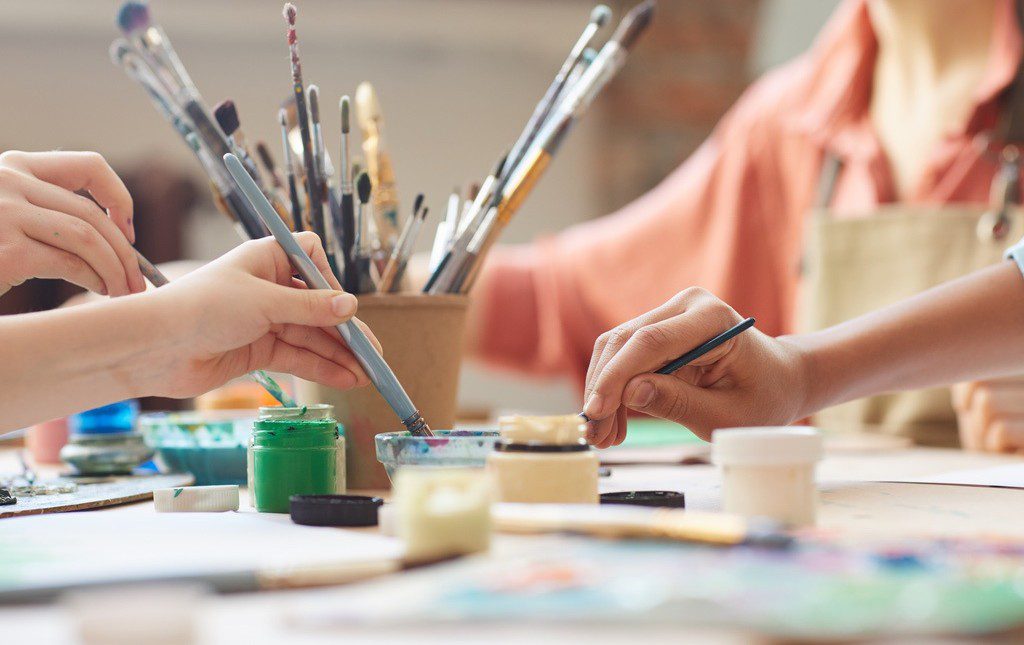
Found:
[247,405,346,513]
[712,427,823,528]
[487,415,599,504]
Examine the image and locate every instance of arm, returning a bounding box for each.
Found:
[582,260,1024,445]
[0,232,374,432]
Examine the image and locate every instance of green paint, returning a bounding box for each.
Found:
[173,488,183,498]
[249,405,343,513]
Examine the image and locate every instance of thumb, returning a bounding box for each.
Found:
[264,284,359,328]
[622,373,723,440]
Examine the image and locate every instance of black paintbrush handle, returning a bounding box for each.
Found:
[225,189,269,239]
[657,318,756,375]
[287,174,304,232]
[340,192,358,293]
[293,84,325,246]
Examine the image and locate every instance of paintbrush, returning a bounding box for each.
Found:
[355,82,400,250]
[255,142,286,193]
[224,152,432,436]
[279,108,305,232]
[379,195,427,292]
[339,96,358,293]
[579,317,756,423]
[308,85,342,278]
[134,249,297,408]
[423,152,508,293]
[459,0,656,293]
[214,100,261,181]
[427,189,462,274]
[283,4,326,249]
[109,39,193,140]
[501,5,612,183]
[354,172,379,293]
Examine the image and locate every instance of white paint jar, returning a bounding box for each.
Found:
[712,427,823,528]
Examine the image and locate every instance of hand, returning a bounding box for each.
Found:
[0,151,144,297]
[143,232,379,398]
[581,288,811,446]
[953,377,1024,452]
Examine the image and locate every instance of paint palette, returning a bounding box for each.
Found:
[292,533,1024,638]
[375,430,499,482]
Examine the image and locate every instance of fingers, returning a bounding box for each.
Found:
[584,290,741,423]
[19,204,133,296]
[622,372,723,440]
[22,240,105,293]
[262,340,362,392]
[23,174,145,293]
[274,325,371,387]
[262,282,358,329]
[2,151,134,243]
[956,381,1024,452]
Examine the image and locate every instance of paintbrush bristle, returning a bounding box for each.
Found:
[419,207,429,221]
[308,85,321,124]
[283,3,297,26]
[493,152,510,179]
[109,39,132,65]
[256,142,277,172]
[612,0,656,51]
[467,182,481,201]
[116,2,150,35]
[340,96,351,134]
[591,4,613,27]
[356,172,372,204]
[413,193,424,215]
[278,107,288,128]
[213,100,241,136]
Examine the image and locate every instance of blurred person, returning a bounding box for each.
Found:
[464,0,1024,449]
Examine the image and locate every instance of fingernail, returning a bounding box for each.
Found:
[583,393,603,419]
[331,293,357,316]
[627,381,655,408]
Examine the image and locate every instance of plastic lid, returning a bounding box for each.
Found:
[711,427,823,466]
[600,490,685,509]
[154,485,240,512]
[290,495,383,527]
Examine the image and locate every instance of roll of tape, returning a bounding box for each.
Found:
[154,485,239,512]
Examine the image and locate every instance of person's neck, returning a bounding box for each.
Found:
[869,0,996,86]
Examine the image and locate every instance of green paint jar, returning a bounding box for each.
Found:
[247,404,346,513]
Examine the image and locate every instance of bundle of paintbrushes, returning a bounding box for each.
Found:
[424,1,655,294]
[112,1,653,295]
[112,1,426,294]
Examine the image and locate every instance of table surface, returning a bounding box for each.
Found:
[3,442,1024,643]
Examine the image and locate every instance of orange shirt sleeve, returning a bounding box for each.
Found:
[473,71,800,387]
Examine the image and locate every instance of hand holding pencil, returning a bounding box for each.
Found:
[581,288,806,447]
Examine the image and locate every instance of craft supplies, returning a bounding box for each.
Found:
[225,153,432,437]
[153,485,240,513]
[494,504,790,548]
[140,411,255,486]
[248,405,345,513]
[0,488,15,506]
[393,467,492,564]
[289,494,383,527]
[487,415,598,504]
[600,490,685,508]
[60,401,152,476]
[712,427,823,528]
[375,430,499,483]
[0,473,192,520]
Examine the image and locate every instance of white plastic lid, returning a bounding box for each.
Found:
[711,427,823,466]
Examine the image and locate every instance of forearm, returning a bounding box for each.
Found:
[0,292,178,431]
[795,261,1024,416]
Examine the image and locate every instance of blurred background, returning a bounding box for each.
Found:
[0,0,839,414]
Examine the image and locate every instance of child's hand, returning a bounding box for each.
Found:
[953,377,1024,452]
[581,288,812,446]
[0,151,144,296]
[145,232,378,398]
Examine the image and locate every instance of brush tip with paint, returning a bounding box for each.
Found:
[108,39,132,65]
[283,2,297,25]
[255,142,277,172]
[340,96,351,134]
[591,4,613,28]
[356,172,372,205]
[413,193,424,216]
[308,85,321,123]
[213,100,241,137]
[277,107,288,128]
[116,1,150,36]
[613,0,656,51]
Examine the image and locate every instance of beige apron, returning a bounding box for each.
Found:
[801,197,1022,447]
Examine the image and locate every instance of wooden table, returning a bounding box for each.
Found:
[3,443,1024,643]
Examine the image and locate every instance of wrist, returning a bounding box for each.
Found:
[778,333,837,421]
[108,289,193,399]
